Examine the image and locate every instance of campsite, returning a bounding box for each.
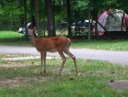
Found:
[0,0,128,97]
[92,9,128,36]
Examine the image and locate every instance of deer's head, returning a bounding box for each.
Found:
[27,22,36,37]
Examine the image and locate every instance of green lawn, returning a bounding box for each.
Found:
[0,31,29,46]
[0,31,23,39]
[0,54,128,97]
[0,30,128,51]
[72,39,128,51]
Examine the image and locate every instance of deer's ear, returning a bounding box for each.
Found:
[27,22,35,29]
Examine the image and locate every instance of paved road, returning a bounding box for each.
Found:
[0,45,128,65]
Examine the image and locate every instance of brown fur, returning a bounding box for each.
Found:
[35,36,71,52]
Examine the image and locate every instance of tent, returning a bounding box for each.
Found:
[92,9,128,35]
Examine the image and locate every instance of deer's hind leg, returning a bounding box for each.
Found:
[64,49,78,75]
[58,51,66,75]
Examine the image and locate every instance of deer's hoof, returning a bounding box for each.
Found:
[38,76,43,79]
[59,72,62,76]
[76,72,80,76]
[40,72,43,76]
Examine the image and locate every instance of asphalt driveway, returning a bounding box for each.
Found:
[0,45,128,65]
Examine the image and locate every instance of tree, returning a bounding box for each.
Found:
[30,0,36,26]
[45,0,56,37]
[66,0,72,37]
[23,0,27,27]
[0,0,24,30]
[35,0,41,36]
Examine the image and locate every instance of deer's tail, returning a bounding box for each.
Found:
[67,38,71,49]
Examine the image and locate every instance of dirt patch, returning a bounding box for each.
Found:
[0,62,38,68]
[108,80,128,92]
[0,76,49,88]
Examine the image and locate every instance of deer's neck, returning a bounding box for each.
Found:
[29,34,37,46]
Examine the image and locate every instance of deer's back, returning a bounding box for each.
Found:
[35,36,71,52]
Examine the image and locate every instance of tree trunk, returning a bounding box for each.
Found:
[35,0,39,28]
[93,0,98,37]
[35,0,41,36]
[66,0,72,37]
[23,0,27,27]
[30,0,36,26]
[45,0,56,37]
[88,6,91,40]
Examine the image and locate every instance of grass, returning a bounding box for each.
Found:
[72,39,128,50]
[0,30,128,50]
[0,55,128,97]
[0,31,23,39]
[0,31,30,46]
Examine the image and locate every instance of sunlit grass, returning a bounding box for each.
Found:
[72,39,128,50]
[0,31,30,46]
[0,31,23,39]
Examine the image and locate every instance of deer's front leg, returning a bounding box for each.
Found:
[43,52,47,74]
[40,52,47,76]
[40,53,43,76]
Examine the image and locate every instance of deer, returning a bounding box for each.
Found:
[26,22,78,76]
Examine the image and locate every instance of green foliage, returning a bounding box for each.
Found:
[0,0,24,30]
[0,0,128,30]
[74,0,89,10]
